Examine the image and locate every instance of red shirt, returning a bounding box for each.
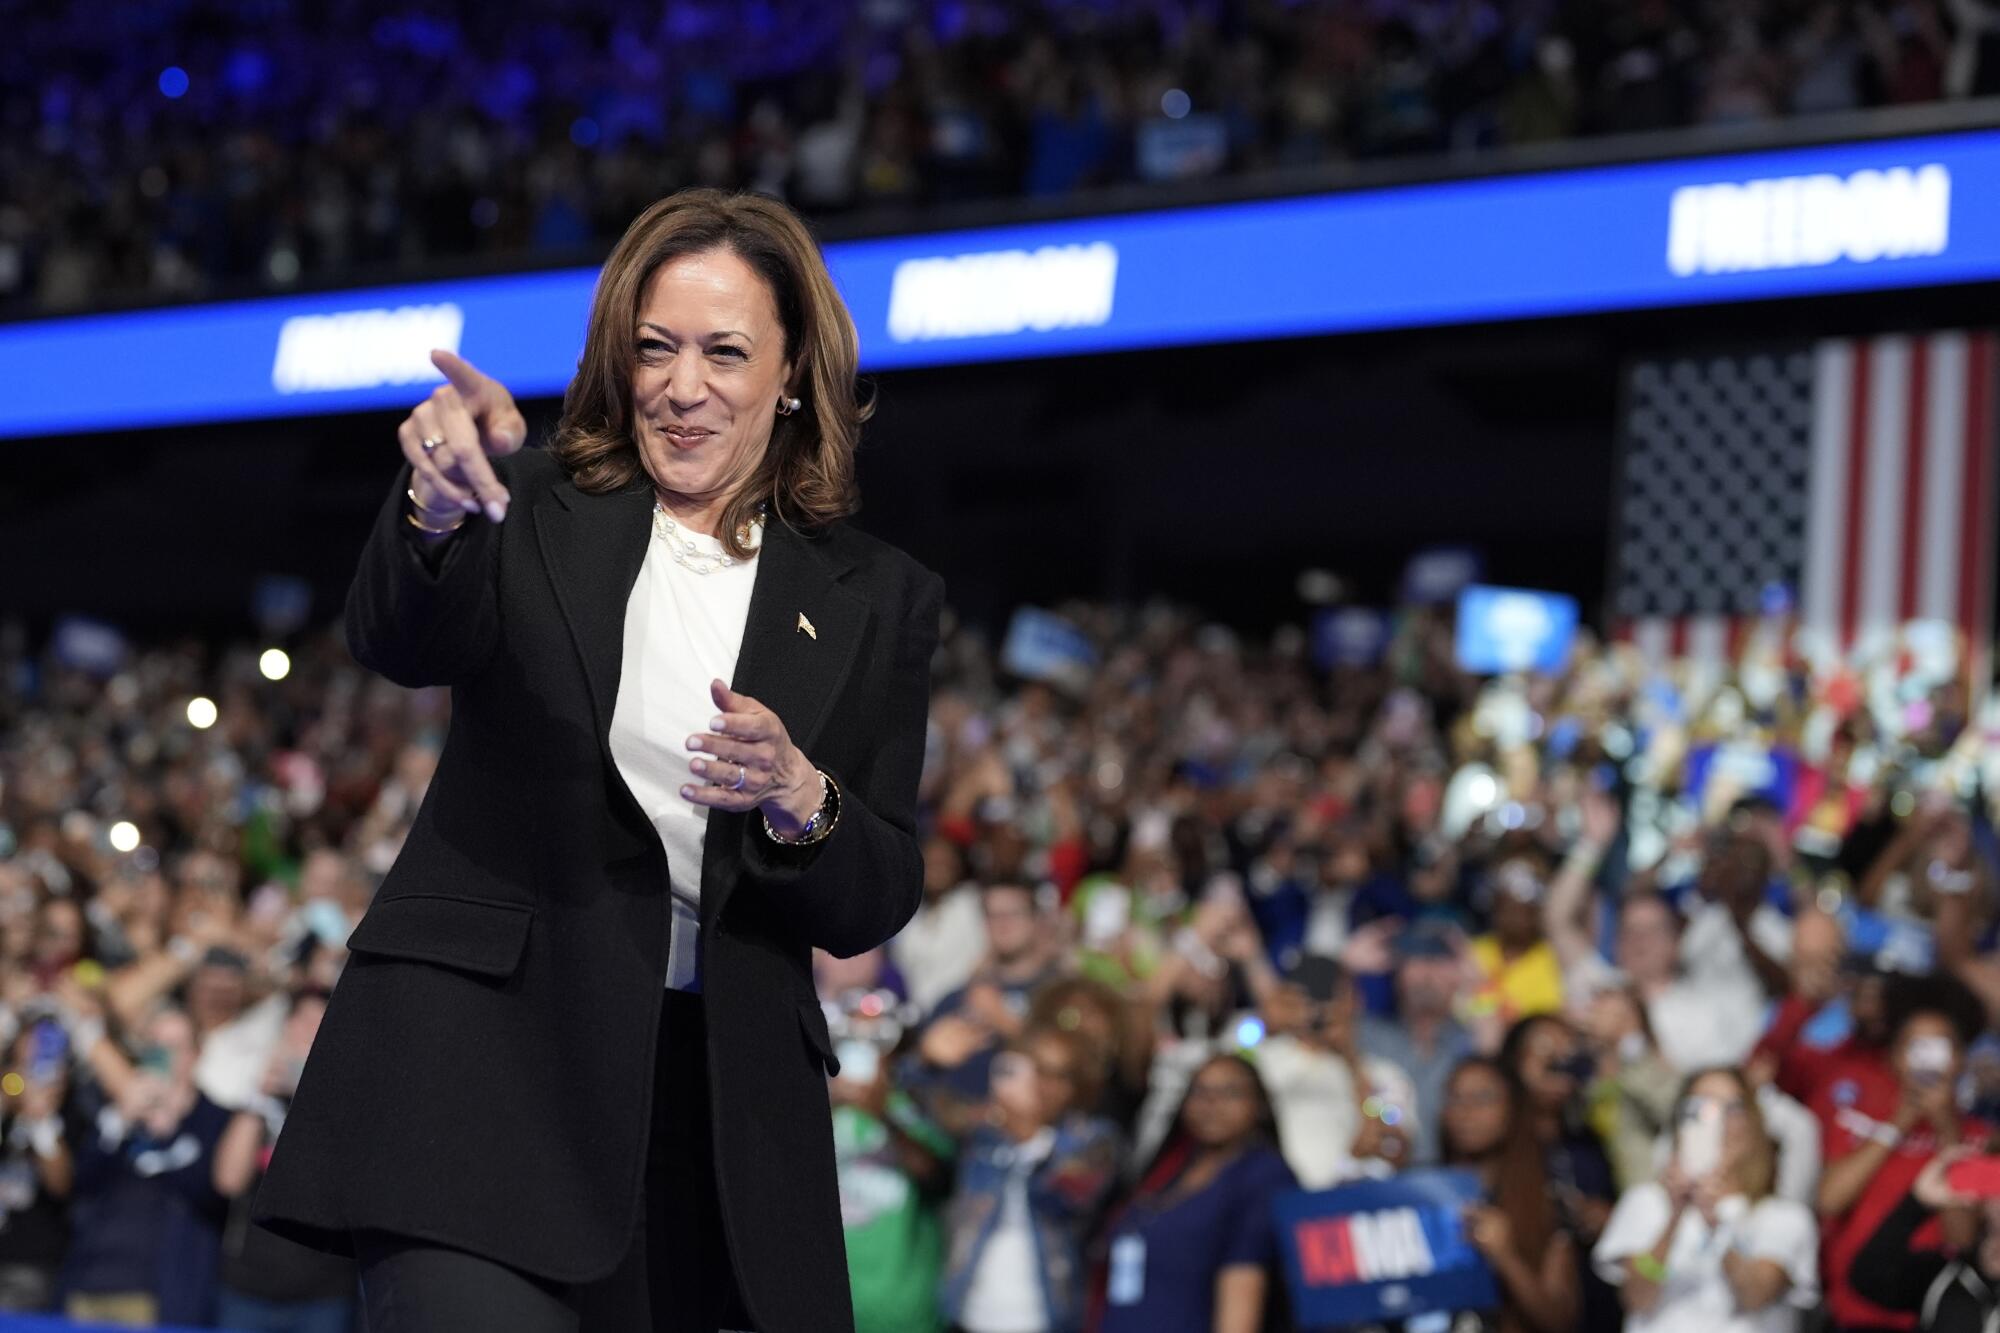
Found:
[1758,996,1963,1330]
[1814,1068,1984,1330]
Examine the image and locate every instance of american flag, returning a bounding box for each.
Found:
[1611,331,1999,676]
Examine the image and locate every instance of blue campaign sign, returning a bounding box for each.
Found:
[1275,1168,1497,1330]
[999,606,1097,692]
[1312,607,1392,669]
[1454,585,1580,675]
[6,127,2000,436]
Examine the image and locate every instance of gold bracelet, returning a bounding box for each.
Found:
[406,487,467,525]
[406,507,466,535]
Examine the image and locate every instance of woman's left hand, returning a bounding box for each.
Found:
[681,678,822,832]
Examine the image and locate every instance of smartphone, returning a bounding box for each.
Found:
[1677,1101,1725,1179]
[1944,1156,2000,1198]
[27,1021,67,1083]
[835,1039,879,1085]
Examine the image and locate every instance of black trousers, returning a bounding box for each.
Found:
[355,987,757,1332]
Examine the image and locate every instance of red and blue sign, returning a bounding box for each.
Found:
[1274,1169,1497,1329]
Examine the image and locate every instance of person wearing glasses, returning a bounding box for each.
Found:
[1093,1052,1295,1333]
[1592,1067,1819,1333]
[930,1023,1119,1333]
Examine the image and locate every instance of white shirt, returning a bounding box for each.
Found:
[1593,1183,1819,1333]
[890,882,986,1016]
[608,513,761,991]
[959,1125,1057,1332]
[1255,1034,1412,1189]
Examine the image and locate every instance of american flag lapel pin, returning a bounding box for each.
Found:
[797,611,817,640]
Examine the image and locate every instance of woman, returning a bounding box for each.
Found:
[933,1023,1120,1333]
[252,188,947,1333]
[1499,1013,1620,1330]
[1438,1056,1579,1333]
[1571,985,1678,1192]
[1592,1067,1818,1333]
[1093,1052,1295,1333]
[1852,1145,2000,1330]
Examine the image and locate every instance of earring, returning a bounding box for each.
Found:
[776,394,802,416]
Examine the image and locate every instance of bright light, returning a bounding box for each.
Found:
[159,67,190,98]
[259,648,291,681]
[108,821,141,853]
[186,697,218,729]
[1161,88,1192,119]
[1467,772,1499,808]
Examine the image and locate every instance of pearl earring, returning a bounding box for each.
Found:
[777,394,802,416]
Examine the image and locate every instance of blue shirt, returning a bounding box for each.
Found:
[1100,1144,1296,1333]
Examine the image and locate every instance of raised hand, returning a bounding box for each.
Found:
[399,348,528,524]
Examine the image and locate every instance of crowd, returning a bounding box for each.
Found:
[11,0,2000,316]
[3,570,2000,1333]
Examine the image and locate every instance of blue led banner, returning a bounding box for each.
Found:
[6,128,2000,436]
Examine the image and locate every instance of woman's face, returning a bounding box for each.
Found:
[1615,897,1679,986]
[630,247,796,512]
[32,899,82,969]
[1684,1071,1755,1173]
[1182,1058,1261,1148]
[1443,1064,1510,1159]
[1516,1018,1580,1112]
[1027,1034,1082,1122]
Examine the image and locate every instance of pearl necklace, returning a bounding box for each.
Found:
[651,502,763,575]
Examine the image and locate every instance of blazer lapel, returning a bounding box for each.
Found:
[534,475,872,926]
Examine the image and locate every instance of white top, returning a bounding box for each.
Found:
[1255,1034,1413,1189]
[1593,1183,1819,1333]
[959,1125,1057,1332]
[889,882,986,1016]
[608,510,761,992]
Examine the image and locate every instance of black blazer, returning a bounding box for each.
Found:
[252,446,944,1333]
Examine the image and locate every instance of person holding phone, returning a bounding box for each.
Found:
[1499,1014,1620,1331]
[0,1020,74,1312]
[1816,971,1990,1332]
[61,1003,231,1326]
[1851,1145,2000,1330]
[249,188,947,1333]
[1591,1066,1819,1333]
[930,1024,1119,1333]
[814,947,954,1333]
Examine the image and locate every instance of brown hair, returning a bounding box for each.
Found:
[1010,1023,1105,1120]
[1440,1056,1557,1264]
[550,187,869,559]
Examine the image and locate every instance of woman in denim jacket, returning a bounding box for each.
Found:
[928,1022,1121,1333]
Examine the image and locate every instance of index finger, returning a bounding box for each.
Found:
[432,348,527,452]
[437,393,511,522]
[431,348,494,407]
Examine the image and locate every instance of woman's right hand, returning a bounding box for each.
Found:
[400,349,528,524]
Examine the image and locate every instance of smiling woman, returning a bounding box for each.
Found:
[555,189,873,565]
[250,187,945,1333]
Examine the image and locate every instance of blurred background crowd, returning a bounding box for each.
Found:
[11,0,2000,315]
[6,581,2000,1331]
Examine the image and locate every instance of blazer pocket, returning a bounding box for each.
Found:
[797,998,841,1078]
[346,893,533,979]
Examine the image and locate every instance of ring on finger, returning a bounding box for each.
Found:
[421,435,444,453]
[730,764,748,791]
